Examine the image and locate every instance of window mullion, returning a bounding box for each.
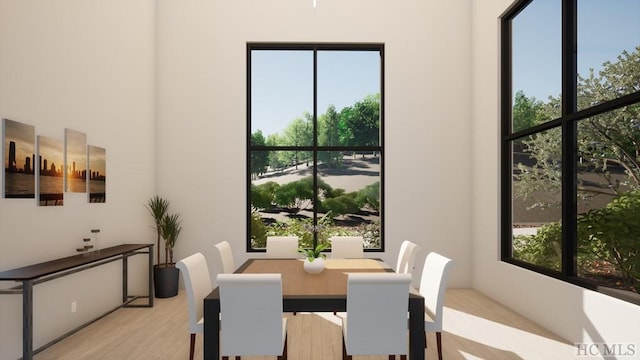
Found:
[561,0,578,276]
[312,48,319,249]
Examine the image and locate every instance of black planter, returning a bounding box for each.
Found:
[154,265,179,298]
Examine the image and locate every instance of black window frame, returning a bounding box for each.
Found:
[500,0,640,305]
[246,42,385,253]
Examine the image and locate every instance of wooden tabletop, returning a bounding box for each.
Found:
[239,258,393,296]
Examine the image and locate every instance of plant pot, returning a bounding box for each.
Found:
[154,264,179,298]
[303,257,325,275]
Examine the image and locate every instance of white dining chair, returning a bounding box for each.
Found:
[266,236,300,258]
[339,272,412,360]
[396,240,419,275]
[213,240,236,274]
[175,253,212,360]
[330,236,364,258]
[217,273,288,360]
[419,252,454,360]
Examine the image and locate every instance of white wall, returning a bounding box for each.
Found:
[471,0,640,348]
[0,1,156,359]
[156,0,473,288]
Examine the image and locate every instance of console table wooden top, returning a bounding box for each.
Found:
[0,243,152,281]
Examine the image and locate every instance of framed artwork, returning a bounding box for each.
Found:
[38,136,64,206]
[3,118,35,198]
[88,145,106,203]
[65,129,87,193]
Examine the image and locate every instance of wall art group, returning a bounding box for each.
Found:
[2,118,107,205]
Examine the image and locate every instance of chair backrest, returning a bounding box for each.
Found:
[395,240,419,275]
[266,236,300,258]
[330,236,364,258]
[345,273,412,355]
[419,252,454,330]
[176,253,213,334]
[217,273,284,356]
[213,240,235,274]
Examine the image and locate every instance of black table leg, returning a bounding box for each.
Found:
[204,296,220,359]
[409,296,425,360]
[148,246,154,306]
[123,254,129,303]
[23,279,34,360]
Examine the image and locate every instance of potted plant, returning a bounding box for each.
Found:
[146,196,182,298]
[145,195,169,265]
[298,242,330,275]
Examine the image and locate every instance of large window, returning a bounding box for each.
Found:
[502,0,640,304]
[247,43,384,252]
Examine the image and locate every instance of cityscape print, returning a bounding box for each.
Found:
[88,145,106,203]
[65,129,87,193]
[38,136,64,206]
[3,119,35,199]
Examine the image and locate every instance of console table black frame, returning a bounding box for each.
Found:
[0,243,154,360]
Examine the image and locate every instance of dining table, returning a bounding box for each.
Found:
[203,257,425,359]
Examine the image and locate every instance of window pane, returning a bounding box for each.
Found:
[250,150,314,249]
[577,0,640,110]
[317,151,381,249]
[511,0,561,132]
[511,128,562,270]
[251,50,313,144]
[317,51,381,146]
[577,110,640,294]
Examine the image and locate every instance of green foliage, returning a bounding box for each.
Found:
[283,113,313,147]
[515,47,640,204]
[513,128,563,209]
[250,130,269,178]
[254,212,380,252]
[320,194,360,217]
[298,242,330,261]
[514,190,640,292]
[356,181,380,211]
[355,221,381,249]
[512,90,550,132]
[319,105,341,146]
[513,223,562,271]
[145,195,170,265]
[250,210,268,248]
[251,182,279,210]
[253,94,380,173]
[339,94,380,147]
[160,213,182,266]
[274,176,314,211]
[578,191,640,292]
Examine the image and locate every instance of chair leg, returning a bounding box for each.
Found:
[221,357,228,360]
[278,333,288,360]
[388,355,395,360]
[342,335,352,360]
[400,355,407,360]
[436,331,443,360]
[189,333,195,360]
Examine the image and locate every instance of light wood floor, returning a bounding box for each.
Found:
[35,288,578,360]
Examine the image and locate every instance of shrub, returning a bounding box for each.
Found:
[578,191,640,292]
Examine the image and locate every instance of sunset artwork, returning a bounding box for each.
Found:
[88,145,106,203]
[38,136,64,206]
[65,129,87,193]
[3,119,36,199]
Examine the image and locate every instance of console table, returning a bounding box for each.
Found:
[0,243,154,360]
